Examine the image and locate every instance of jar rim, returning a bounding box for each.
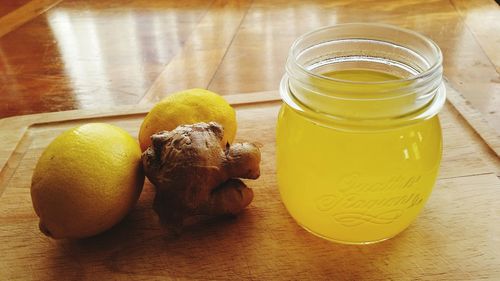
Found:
[289,23,443,85]
[280,75,446,130]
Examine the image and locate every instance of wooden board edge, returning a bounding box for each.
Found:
[0,91,281,130]
[444,80,500,157]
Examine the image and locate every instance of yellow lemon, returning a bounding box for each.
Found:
[31,123,144,239]
[139,88,237,151]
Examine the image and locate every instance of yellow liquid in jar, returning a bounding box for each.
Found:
[276,69,442,244]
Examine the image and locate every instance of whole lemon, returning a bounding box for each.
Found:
[31,123,144,239]
[139,88,237,151]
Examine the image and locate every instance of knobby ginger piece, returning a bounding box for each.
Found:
[142,122,260,229]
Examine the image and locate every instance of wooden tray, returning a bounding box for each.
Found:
[1,91,499,280]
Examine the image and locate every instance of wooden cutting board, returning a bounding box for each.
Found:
[0,91,499,280]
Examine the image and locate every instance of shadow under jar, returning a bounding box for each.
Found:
[276,23,446,244]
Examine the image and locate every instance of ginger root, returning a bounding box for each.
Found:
[142,122,260,229]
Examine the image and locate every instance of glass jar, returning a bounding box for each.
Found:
[276,23,445,244]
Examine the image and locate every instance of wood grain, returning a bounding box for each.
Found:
[0,0,32,18]
[0,92,499,280]
[139,0,252,103]
[0,0,62,37]
[0,0,212,116]
[451,0,500,73]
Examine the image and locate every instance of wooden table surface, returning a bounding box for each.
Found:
[0,0,499,134]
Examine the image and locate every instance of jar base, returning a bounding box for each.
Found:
[297,221,406,245]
